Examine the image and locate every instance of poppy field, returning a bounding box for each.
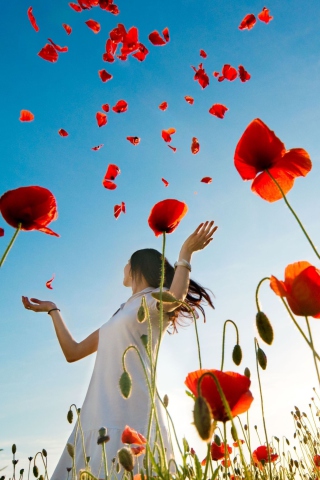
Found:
[2,0,320,479]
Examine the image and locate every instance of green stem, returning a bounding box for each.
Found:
[179,300,202,369]
[223,423,228,480]
[255,277,271,312]
[305,317,320,386]
[0,224,21,268]
[156,388,183,458]
[220,319,240,371]
[266,169,320,260]
[153,232,166,376]
[101,443,108,480]
[203,442,211,480]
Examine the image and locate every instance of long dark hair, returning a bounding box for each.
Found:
[130,248,214,329]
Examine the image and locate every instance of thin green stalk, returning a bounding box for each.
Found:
[101,443,109,480]
[0,224,21,267]
[156,388,183,458]
[76,409,88,469]
[255,277,271,311]
[266,169,320,260]
[178,300,202,369]
[153,232,166,376]
[223,423,228,480]
[220,319,240,371]
[305,316,320,386]
[203,442,211,480]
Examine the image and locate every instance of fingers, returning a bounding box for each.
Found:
[22,296,41,311]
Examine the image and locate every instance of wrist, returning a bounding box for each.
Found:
[179,249,192,262]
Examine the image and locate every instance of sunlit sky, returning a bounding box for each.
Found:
[2,0,320,475]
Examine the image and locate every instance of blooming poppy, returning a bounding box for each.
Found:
[121,426,147,445]
[92,144,104,150]
[234,119,312,202]
[126,136,140,145]
[148,28,169,45]
[258,7,273,24]
[161,178,169,187]
[168,145,177,152]
[96,112,107,127]
[200,49,207,58]
[0,228,4,237]
[201,177,212,184]
[48,39,68,52]
[238,65,251,82]
[209,104,228,119]
[148,199,188,237]
[218,64,237,82]
[85,19,101,33]
[114,202,125,219]
[46,275,55,289]
[38,44,59,62]
[102,103,110,112]
[0,186,59,236]
[58,129,68,137]
[161,128,176,143]
[112,100,128,113]
[252,446,278,468]
[103,164,120,189]
[185,369,253,423]
[27,7,39,32]
[192,63,209,88]
[210,442,232,461]
[62,23,72,35]
[238,13,256,30]
[20,110,34,122]
[99,69,113,82]
[191,137,200,154]
[159,101,168,111]
[270,261,320,317]
[69,2,82,12]
[184,96,194,105]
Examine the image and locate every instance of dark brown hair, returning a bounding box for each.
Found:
[130,248,214,329]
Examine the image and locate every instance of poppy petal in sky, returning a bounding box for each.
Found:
[148,28,169,46]
[201,177,212,184]
[168,145,177,152]
[159,101,168,111]
[91,144,104,150]
[58,129,68,137]
[161,128,176,143]
[96,112,107,127]
[191,137,200,154]
[99,69,113,82]
[126,136,140,145]
[62,24,72,35]
[69,2,82,12]
[46,275,55,290]
[19,110,34,122]
[0,227,4,237]
[258,7,273,23]
[38,44,59,62]
[200,49,207,58]
[192,63,209,89]
[238,65,251,82]
[148,199,188,237]
[238,13,256,30]
[85,19,101,33]
[101,104,110,112]
[209,104,228,119]
[213,71,219,78]
[220,64,238,82]
[162,27,169,42]
[27,7,39,32]
[112,100,128,113]
[184,96,194,104]
[48,39,68,52]
[132,43,149,62]
[104,163,120,181]
[114,202,125,219]
[162,178,169,187]
[103,180,117,190]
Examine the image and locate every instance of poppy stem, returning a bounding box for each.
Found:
[0,223,21,268]
[223,423,228,480]
[203,442,211,480]
[266,170,320,260]
[305,316,320,386]
[255,277,271,312]
[179,300,202,369]
[220,319,240,371]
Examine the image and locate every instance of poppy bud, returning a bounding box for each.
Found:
[213,434,221,446]
[257,347,267,370]
[230,425,237,442]
[117,447,134,472]
[140,334,148,348]
[33,466,39,478]
[163,394,169,408]
[39,475,44,480]
[67,468,72,473]
[86,457,90,464]
[183,438,189,453]
[116,462,121,474]
[193,396,214,442]
[28,457,33,462]
[151,291,178,303]
[244,367,250,378]
[67,409,73,424]
[99,427,107,437]
[42,449,47,458]
[12,460,18,466]
[12,444,16,454]
[119,371,132,399]
[67,443,74,459]
[77,408,81,414]
[20,469,24,475]
[137,305,146,323]
[256,311,274,345]
[232,344,242,366]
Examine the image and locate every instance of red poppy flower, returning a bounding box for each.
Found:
[159,101,168,111]
[238,13,256,30]
[184,96,194,105]
[161,128,176,143]
[48,39,68,52]
[62,23,72,35]
[185,369,253,423]
[99,69,113,82]
[0,228,4,237]
[58,129,68,137]
[252,446,278,468]
[20,110,34,122]
[92,144,104,150]
[258,7,273,24]
[0,186,59,236]
[46,275,55,289]
[191,137,200,154]
[114,202,125,219]
[122,426,147,445]
[85,19,101,33]
[210,442,232,461]
[270,261,320,317]
[218,64,237,82]
[209,104,228,119]
[234,119,312,202]
[192,63,209,88]
[96,112,107,127]
[69,2,82,11]
[38,44,59,62]
[200,49,207,58]
[126,136,140,145]
[168,145,177,152]
[238,65,251,82]
[201,177,212,184]
[148,28,169,46]
[27,7,39,32]
[103,164,120,189]
[132,43,149,61]
[131,446,145,456]
[148,199,188,237]
[161,178,169,187]
[112,100,128,113]
[314,455,320,467]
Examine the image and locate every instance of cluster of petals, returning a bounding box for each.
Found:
[102,24,148,63]
[201,441,232,465]
[114,202,125,219]
[192,63,209,89]
[234,118,312,202]
[239,7,273,30]
[27,7,39,32]
[148,199,188,237]
[38,39,68,62]
[209,104,228,119]
[252,446,278,469]
[69,0,119,15]
[20,110,34,122]
[46,275,55,289]
[185,369,253,423]
[0,186,59,237]
[148,27,169,46]
[121,425,146,455]
[270,261,320,317]
[214,64,250,83]
[102,164,120,189]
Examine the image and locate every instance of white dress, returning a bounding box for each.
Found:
[51,287,172,480]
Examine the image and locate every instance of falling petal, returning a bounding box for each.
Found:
[46,275,55,290]
[58,129,68,137]
[48,38,68,52]
[148,30,167,46]
[162,178,169,187]
[258,7,273,23]
[192,63,209,88]
[0,228,4,237]
[238,65,251,82]
[162,128,176,143]
[200,49,207,58]
[126,136,140,145]
[191,137,200,154]
[112,100,128,113]
[132,43,149,61]
[85,19,101,33]
[101,104,110,112]
[168,145,177,152]
[92,144,104,150]
[221,64,237,81]
[62,23,72,35]
[96,112,107,127]
[238,13,256,30]
[99,69,113,82]
[103,180,117,189]
[69,2,82,11]
[38,44,59,62]
[159,101,168,111]
[121,201,126,213]
[114,204,121,219]
[27,7,39,32]
[19,110,34,122]
[201,177,212,184]
[184,95,194,105]
[162,27,169,42]
[209,104,228,119]
[213,71,219,78]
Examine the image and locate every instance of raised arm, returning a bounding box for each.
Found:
[163,221,217,312]
[21,296,99,362]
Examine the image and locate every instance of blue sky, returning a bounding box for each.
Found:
[1,0,320,475]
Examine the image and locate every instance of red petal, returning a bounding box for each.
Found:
[159,101,168,111]
[109,23,126,43]
[104,164,120,181]
[162,178,169,187]
[19,110,34,122]
[238,65,251,82]
[91,144,104,150]
[85,19,101,33]
[112,100,128,113]
[200,49,207,58]
[0,228,4,237]
[162,27,169,42]
[258,7,273,24]
[48,38,68,52]
[38,44,59,62]
[148,199,188,236]
[99,69,113,82]
[46,274,55,290]
[96,112,107,127]
[191,137,200,154]
[209,104,228,119]
[132,43,149,61]
[121,26,139,54]
[238,13,256,30]
[62,23,72,35]
[184,95,194,104]
[148,31,166,46]
[192,63,209,89]
[106,4,119,14]
[201,177,212,184]
[114,204,121,218]
[103,180,117,190]
[131,446,145,456]
[58,129,68,137]
[102,103,110,112]
[213,71,220,78]
[168,145,177,152]
[121,426,147,445]
[121,201,126,213]
[273,148,312,178]
[270,276,288,297]
[222,64,238,81]
[69,2,82,12]
[126,136,140,145]
[161,128,176,143]
[103,52,115,62]
[250,168,294,202]
[27,7,39,32]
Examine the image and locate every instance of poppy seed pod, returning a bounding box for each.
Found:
[214,434,221,446]
[140,334,148,348]
[137,305,146,323]
[99,427,107,437]
[257,348,267,370]
[12,444,16,454]
[119,371,132,399]
[67,443,74,459]
[116,462,121,474]
[20,469,24,475]
[97,435,110,445]
[232,344,242,366]
[163,394,169,408]
[193,396,214,442]
[67,409,73,424]
[42,449,47,458]
[33,466,39,478]
[244,367,251,378]
[117,447,135,472]
[256,311,274,345]
[39,475,44,480]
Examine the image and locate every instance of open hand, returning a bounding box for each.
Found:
[22,296,57,313]
[181,221,218,255]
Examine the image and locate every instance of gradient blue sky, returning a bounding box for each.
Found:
[2,0,320,475]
